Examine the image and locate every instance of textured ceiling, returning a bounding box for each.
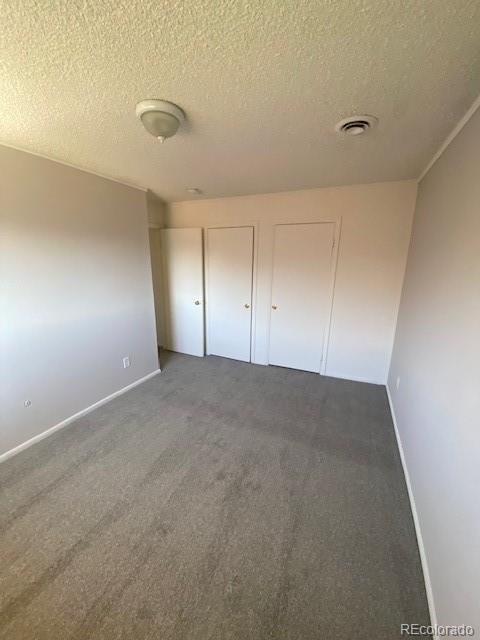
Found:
[1,1,480,202]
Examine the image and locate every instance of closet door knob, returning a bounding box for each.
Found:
[272,305,277,310]
[244,303,250,309]
[194,300,201,305]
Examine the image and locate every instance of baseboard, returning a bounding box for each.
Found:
[0,369,161,464]
[256,362,384,384]
[386,384,438,638]
[325,371,385,385]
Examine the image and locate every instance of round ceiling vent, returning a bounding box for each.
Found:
[335,115,378,136]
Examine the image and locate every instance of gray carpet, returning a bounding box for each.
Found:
[0,351,430,639]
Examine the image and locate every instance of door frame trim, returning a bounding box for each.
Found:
[267,219,341,375]
[204,224,258,361]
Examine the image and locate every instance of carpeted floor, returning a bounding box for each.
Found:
[0,351,430,639]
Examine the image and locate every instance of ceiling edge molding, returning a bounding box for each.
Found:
[418,92,480,183]
[0,140,148,192]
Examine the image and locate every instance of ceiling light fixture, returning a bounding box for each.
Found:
[135,99,185,143]
[186,187,202,195]
[335,115,378,136]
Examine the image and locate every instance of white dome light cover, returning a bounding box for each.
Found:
[136,99,185,142]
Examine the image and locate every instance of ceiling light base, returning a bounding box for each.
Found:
[136,99,185,141]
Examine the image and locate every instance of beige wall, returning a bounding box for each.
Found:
[146,191,167,347]
[148,228,165,346]
[388,108,480,629]
[0,145,159,457]
[167,181,416,384]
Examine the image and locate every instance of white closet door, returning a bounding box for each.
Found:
[161,228,204,357]
[269,223,335,373]
[206,227,254,362]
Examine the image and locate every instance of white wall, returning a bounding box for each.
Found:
[0,145,159,457]
[388,107,480,630]
[167,181,416,384]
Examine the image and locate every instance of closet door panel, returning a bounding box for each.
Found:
[269,223,334,373]
[161,228,204,357]
[206,227,254,362]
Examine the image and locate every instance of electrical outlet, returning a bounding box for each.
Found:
[24,399,32,408]
[396,376,401,390]
[123,356,130,369]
